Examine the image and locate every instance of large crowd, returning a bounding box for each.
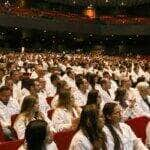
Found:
[0,51,149,150]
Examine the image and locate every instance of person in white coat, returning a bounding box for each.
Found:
[18,120,58,150]
[102,102,148,150]
[0,86,20,140]
[14,96,54,139]
[52,90,81,132]
[99,79,115,108]
[69,104,106,150]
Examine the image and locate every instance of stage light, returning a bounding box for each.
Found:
[84,5,96,19]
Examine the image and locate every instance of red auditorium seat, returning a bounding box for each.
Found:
[125,116,150,143]
[47,109,54,120]
[54,130,76,150]
[0,140,24,150]
[46,97,53,107]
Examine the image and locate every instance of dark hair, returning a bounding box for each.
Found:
[100,79,108,87]
[21,96,37,113]
[50,74,59,83]
[78,105,106,150]
[114,88,128,108]
[87,90,100,109]
[86,73,97,89]
[103,103,121,150]
[56,80,67,94]
[75,78,84,89]
[0,86,11,93]
[25,120,47,150]
[21,79,35,91]
[58,90,75,111]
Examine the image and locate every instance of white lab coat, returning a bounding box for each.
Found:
[69,129,93,150]
[52,107,79,132]
[0,99,20,128]
[103,123,148,150]
[72,89,89,107]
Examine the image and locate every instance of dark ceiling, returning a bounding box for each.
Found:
[31,0,150,7]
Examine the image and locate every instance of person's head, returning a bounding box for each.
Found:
[38,78,46,90]
[87,90,101,109]
[137,85,149,98]
[76,78,88,93]
[58,90,74,110]
[103,102,122,125]
[79,105,105,150]
[120,77,131,89]
[21,96,38,113]
[50,73,60,86]
[103,71,111,80]
[5,77,13,90]
[0,86,12,105]
[100,79,111,91]
[115,88,128,108]
[56,80,70,94]
[86,73,97,89]
[36,65,45,78]
[66,69,75,79]
[25,120,50,150]
[22,78,36,93]
[10,70,20,83]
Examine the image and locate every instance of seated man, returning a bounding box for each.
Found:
[0,86,20,140]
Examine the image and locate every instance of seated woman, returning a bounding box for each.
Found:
[86,89,102,111]
[14,96,54,139]
[69,105,106,150]
[18,120,58,150]
[103,102,148,150]
[115,88,150,120]
[51,80,70,109]
[52,90,81,132]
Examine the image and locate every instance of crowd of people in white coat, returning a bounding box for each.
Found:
[0,51,149,150]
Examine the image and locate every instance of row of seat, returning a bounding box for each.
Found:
[0,114,149,150]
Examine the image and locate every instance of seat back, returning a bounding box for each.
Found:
[47,109,54,120]
[0,124,5,142]
[125,116,150,143]
[0,139,24,150]
[54,130,76,150]
[46,97,53,107]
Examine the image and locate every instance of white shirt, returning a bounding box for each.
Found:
[18,141,58,150]
[99,88,115,106]
[103,123,148,150]
[37,90,50,114]
[52,107,79,132]
[73,89,89,107]
[69,129,93,150]
[0,99,20,128]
